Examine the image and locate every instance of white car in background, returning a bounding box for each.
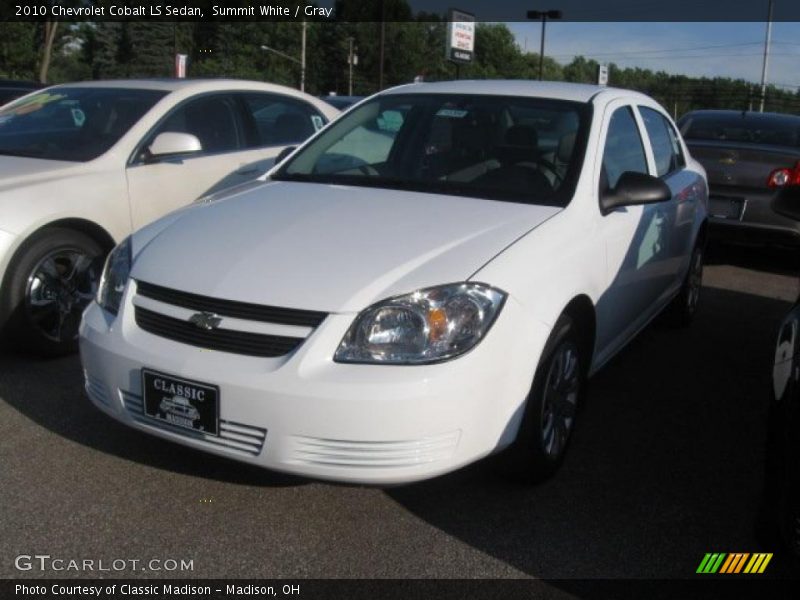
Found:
[0,79,338,355]
[80,81,707,485]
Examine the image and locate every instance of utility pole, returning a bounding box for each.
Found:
[379,21,386,90]
[527,10,562,81]
[759,0,773,113]
[300,20,307,93]
[348,37,355,96]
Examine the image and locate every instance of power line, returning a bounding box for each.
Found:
[549,40,768,59]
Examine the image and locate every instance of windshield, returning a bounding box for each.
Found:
[0,87,167,161]
[274,93,590,206]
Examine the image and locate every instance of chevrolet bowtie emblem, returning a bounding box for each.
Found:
[188,312,222,330]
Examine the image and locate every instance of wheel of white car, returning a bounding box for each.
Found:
[503,313,586,483]
[665,237,704,327]
[2,228,104,357]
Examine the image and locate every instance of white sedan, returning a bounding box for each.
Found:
[80,81,707,485]
[0,79,338,355]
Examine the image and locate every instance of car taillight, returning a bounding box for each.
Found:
[767,161,800,188]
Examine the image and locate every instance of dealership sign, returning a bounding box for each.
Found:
[446,9,475,63]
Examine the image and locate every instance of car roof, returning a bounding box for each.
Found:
[681,109,800,124]
[43,78,308,95]
[378,80,648,104]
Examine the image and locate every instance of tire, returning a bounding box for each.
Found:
[664,237,704,327]
[763,366,800,563]
[503,314,586,483]
[778,454,800,561]
[2,228,105,357]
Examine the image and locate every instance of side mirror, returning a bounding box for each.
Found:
[600,171,672,216]
[147,132,202,160]
[771,186,800,222]
[275,146,297,165]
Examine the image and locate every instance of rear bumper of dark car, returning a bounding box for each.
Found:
[708,188,800,246]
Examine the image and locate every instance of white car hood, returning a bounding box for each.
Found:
[0,155,84,192]
[131,181,560,313]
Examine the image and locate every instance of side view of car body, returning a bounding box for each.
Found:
[0,79,338,355]
[678,109,800,246]
[80,81,708,485]
[765,185,800,560]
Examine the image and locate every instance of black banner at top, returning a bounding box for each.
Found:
[2,0,800,22]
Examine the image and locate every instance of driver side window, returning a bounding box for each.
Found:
[147,94,243,158]
[601,106,648,191]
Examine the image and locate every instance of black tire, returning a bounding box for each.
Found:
[780,467,800,561]
[664,237,704,327]
[768,394,800,561]
[502,314,586,483]
[2,228,104,357]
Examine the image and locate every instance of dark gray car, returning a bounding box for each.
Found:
[678,110,800,246]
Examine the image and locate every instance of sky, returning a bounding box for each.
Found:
[504,21,800,91]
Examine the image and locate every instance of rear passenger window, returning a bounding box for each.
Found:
[640,106,685,177]
[240,93,325,147]
[601,106,648,190]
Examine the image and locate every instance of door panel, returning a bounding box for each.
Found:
[126,93,276,230]
[638,106,698,298]
[594,104,656,356]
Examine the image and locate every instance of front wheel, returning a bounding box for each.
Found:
[2,228,104,357]
[502,314,585,483]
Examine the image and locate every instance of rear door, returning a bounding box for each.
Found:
[637,105,699,297]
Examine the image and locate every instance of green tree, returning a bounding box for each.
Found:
[0,23,38,80]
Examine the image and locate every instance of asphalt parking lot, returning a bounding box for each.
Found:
[1,243,799,581]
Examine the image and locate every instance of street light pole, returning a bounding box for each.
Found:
[300,20,307,93]
[260,38,305,92]
[526,9,562,81]
[759,0,773,113]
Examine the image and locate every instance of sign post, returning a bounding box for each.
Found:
[175,54,188,79]
[446,8,475,76]
[597,64,608,86]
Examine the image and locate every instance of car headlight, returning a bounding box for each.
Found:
[334,283,506,365]
[96,236,132,316]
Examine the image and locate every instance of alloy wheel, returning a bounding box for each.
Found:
[25,248,100,343]
[540,340,580,459]
[686,247,703,314]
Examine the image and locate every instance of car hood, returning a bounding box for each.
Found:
[131,181,561,313]
[0,155,85,192]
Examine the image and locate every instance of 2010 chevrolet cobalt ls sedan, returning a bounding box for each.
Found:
[80,81,708,485]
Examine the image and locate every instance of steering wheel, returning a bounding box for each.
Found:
[357,164,380,176]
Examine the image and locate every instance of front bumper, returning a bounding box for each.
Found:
[0,228,18,327]
[79,282,548,485]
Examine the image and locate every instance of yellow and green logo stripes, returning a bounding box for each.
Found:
[696,552,773,574]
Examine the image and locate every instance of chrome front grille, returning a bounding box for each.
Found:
[121,390,266,456]
[136,281,327,327]
[84,371,111,406]
[134,307,302,357]
[288,431,461,468]
[132,280,327,358]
